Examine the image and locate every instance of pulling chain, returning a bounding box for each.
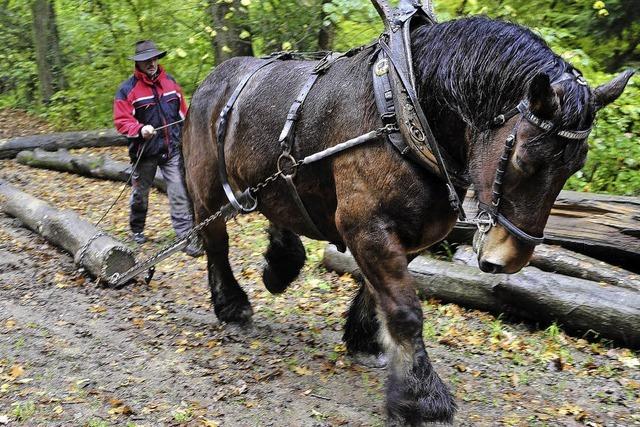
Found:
[106,126,392,287]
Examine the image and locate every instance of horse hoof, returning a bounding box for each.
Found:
[351,352,388,369]
[214,300,253,325]
[224,320,254,335]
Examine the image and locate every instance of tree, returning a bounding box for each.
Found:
[209,0,253,65]
[30,0,65,104]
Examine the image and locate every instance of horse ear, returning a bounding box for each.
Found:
[593,69,635,112]
[527,73,556,119]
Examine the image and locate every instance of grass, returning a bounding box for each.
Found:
[173,407,194,423]
[12,401,36,422]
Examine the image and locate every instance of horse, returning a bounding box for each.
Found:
[182,15,633,425]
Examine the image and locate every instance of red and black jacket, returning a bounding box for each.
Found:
[113,66,188,161]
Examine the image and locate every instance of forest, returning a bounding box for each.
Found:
[0,0,638,194]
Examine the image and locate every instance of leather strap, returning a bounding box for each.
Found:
[372,53,410,156]
[279,73,320,153]
[378,39,467,218]
[276,62,327,240]
[217,58,279,212]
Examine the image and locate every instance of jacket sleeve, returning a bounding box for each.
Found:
[113,85,143,138]
[176,83,189,120]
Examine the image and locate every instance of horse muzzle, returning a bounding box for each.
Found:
[472,226,534,274]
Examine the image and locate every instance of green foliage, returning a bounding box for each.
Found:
[0,0,637,194]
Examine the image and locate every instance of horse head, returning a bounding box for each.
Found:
[471,70,634,273]
[412,17,634,274]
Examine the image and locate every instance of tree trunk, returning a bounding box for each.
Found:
[0,180,135,280]
[16,149,166,192]
[448,190,640,272]
[318,0,336,50]
[0,129,127,159]
[209,0,253,65]
[31,0,65,103]
[322,244,640,347]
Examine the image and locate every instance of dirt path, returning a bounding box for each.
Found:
[0,118,638,426]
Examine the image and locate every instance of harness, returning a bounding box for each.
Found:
[105,0,595,287]
[214,0,594,248]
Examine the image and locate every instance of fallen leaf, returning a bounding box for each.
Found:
[9,365,24,379]
[4,320,16,329]
[292,365,312,376]
[200,417,220,427]
[618,355,640,369]
[89,305,107,314]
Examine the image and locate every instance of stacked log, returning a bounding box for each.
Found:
[323,244,640,347]
[16,148,167,192]
[0,129,126,159]
[449,190,640,271]
[0,180,135,281]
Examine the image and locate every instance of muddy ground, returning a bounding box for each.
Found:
[0,113,639,426]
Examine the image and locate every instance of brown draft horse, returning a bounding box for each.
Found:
[182,15,633,426]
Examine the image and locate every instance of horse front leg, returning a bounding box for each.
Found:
[201,214,253,324]
[344,227,456,425]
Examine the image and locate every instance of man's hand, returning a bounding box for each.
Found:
[141,125,156,140]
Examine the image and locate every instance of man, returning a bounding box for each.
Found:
[113,40,202,257]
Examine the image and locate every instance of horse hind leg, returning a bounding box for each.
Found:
[262,223,306,294]
[202,213,253,324]
[343,281,387,368]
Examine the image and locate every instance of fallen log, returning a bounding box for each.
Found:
[530,244,640,291]
[449,190,640,271]
[0,129,127,159]
[323,244,640,347]
[16,148,166,192]
[0,180,135,280]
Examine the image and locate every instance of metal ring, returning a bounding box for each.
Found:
[277,152,298,178]
[240,191,258,212]
[476,210,495,234]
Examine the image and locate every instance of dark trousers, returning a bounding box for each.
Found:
[129,154,194,238]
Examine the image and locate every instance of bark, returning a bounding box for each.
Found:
[209,0,253,65]
[323,244,640,347]
[318,0,336,51]
[530,244,640,291]
[16,149,166,192]
[0,129,127,159]
[31,0,65,103]
[448,190,640,271]
[0,180,135,280]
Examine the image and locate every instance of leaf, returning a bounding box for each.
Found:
[4,320,16,329]
[292,365,312,376]
[200,417,220,427]
[618,355,640,368]
[175,48,187,58]
[9,365,24,379]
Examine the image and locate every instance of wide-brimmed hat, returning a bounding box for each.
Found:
[128,40,167,61]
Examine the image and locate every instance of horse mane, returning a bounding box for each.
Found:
[411,16,594,132]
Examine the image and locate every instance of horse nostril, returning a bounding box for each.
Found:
[479,259,504,274]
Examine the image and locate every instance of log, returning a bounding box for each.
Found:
[530,244,640,291]
[323,244,640,347]
[449,190,640,271]
[0,129,127,159]
[0,180,135,280]
[16,148,166,192]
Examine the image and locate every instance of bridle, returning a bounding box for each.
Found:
[473,80,592,247]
